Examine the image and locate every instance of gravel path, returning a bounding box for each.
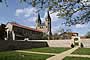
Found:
[68,54,90,58]
[16,50,57,55]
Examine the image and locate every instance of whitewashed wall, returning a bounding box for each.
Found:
[28,40,73,47]
[47,40,72,47]
[81,39,90,48]
[28,39,90,48]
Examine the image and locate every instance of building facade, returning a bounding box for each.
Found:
[6,22,44,40]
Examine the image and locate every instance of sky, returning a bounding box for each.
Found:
[0,0,90,36]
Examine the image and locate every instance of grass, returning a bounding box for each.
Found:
[0,51,53,60]
[24,47,70,53]
[0,47,70,60]
[63,56,90,60]
[72,48,90,55]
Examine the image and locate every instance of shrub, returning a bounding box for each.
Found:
[71,43,74,48]
[80,43,84,48]
[8,45,16,50]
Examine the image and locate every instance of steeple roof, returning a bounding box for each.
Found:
[45,11,51,20]
[36,13,41,24]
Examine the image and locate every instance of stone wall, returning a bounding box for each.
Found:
[29,40,73,47]
[47,40,72,47]
[0,39,90,51]
[0,40,48,51]
[81,39,90,48]
[29,39,90,48]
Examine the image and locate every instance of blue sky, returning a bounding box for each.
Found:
[0,0,90,36]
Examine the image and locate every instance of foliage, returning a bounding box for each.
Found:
[71,43,74,48]
[0,0,90,26]
[0,0,2,2]
[0,24,7,40]
[19,0,90,26]
[86,31,90,38]
[80,43,84,48]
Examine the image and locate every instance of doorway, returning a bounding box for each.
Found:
[74,38,79,46]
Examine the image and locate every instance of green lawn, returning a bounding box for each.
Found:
[0,51,53,60]
[72,48,90,55]
[63,57,90,60]
[24,47,70,53]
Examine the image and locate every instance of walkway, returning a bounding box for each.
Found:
[68,54,90,58]
[16,50,57,55]
[47,46,79,60]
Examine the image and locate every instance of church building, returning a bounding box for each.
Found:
[35,11,52,39]
[5,11,52,40]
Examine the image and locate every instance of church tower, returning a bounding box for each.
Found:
[35,11,52,40]
[45,11,52,39]
[36,13,41,29]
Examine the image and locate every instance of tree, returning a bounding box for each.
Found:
[0,24,7,40]
[0,0,90,26]
[86,31,90,38]
[19,0,90,26]
[0,0,2,2]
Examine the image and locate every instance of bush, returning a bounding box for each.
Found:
[71,43,74,48]
[8,45,16,50]
[80,43,84,48]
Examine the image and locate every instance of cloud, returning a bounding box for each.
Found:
[51,13,60,22]
[16,9,23,16]
[15,7,65,34]
[75,24,87,28]
[27,16,37,22]
[30,26,35,28]
[16,7,37,17]
[15,7,38,24]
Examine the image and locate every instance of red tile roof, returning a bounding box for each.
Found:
[8,22,43,32]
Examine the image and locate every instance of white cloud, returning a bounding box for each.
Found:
[75,24,87,28]
[16,7,37,17]
[30,26,35,28]
[15,7,38,23]
[16,9,23,16]
[26,16,37,22]
[15,7,65,34]
[50,13,60,22]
